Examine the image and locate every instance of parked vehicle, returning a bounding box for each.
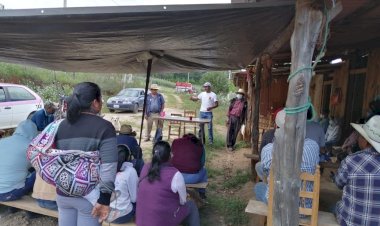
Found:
[0,83,43,130]
[106,88,145,113]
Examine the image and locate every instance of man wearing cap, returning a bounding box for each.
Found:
[190,82,218,144]
[31,101,56,132]
[226,88,247,152]
[254,110,319,206]
[144,84,165,142]
[334,116,380,226]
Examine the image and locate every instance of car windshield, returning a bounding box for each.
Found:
[117,89,139,97]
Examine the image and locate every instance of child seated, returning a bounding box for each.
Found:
[85,145,138,224]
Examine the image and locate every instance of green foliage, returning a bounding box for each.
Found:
[200,71,230,94]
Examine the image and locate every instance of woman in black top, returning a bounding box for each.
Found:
[55,82,118,226]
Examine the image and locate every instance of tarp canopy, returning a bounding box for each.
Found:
[0,1,294,73]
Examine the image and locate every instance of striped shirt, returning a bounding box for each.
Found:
[261,138,320,207]
[335,147,380,226]
[56,114,118,205]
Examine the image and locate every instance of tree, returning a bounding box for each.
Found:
[200,71,229,94]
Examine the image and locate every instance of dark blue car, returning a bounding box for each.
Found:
[106,88,145,113]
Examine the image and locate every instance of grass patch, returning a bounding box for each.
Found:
[207,168,223,179]
[204,194,249,226]
[222,169,251,189]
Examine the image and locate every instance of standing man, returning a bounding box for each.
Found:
[31,101,56,132]
[190,82,218,144]
[145,84,165,142]
[226,88,247,152]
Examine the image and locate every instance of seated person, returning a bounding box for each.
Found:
[117,124,144,175]
[318,109,330,133]
[85,144,138,224]
[171,133,208,199]
[334,116,380,225]
[325,117,341,147]
[32,174,58,210]
[254,110,319,208]
[305,106,326,152]
[0,120,38,201]
[259,108,283,153]
[256,110,285,180]
[137,141,200,226]
[31,101,56,131]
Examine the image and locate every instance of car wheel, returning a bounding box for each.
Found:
[109,109,115,113]
[133,104,138,113]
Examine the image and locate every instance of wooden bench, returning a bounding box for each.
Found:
[245,166,339,226]
[186,182,208,189]
[0,196,136,226]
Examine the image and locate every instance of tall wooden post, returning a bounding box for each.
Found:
[271,1,323,225]
[248,58,262,179]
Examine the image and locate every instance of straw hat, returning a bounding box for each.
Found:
[150,84,159,90]
[275,109,286,128]
[351,115,380,153]
[236,88,245,95]
[119,124,136,136]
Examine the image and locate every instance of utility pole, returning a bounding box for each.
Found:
[187,72,190,83]
[63,0,67,8]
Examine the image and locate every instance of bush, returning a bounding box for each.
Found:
[200,71,230,94]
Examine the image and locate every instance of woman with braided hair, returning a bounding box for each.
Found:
[136,141,200,226]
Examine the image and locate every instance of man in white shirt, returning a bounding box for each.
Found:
[190,82,218,144]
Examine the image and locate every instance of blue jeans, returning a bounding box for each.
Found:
[199,112,213,143]
[181,201,200,226]
[112,203,136,224]
[57,195,101,226]
[182,168,208,194]
[254,182,268,204]
[36,199,58,211]
[255,162,268,181]
[0,171,36,202]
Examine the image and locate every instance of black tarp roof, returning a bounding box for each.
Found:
[0,1,294,73]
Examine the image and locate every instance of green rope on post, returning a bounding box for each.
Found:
[285,100,311,115]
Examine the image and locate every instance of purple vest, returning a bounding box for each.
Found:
[136,163,189,226]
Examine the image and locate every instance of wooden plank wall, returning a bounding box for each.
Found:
[363,48,380,114]
[310,73,324,115]
[331,61,349,118]
[259,76,288,116]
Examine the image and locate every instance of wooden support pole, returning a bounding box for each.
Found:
[252,57,262,155]
[250,58,262,180]
[271,1,324,225]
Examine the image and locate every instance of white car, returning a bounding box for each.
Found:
[0,83,43,130]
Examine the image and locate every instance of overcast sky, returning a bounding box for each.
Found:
[0,0,230,9]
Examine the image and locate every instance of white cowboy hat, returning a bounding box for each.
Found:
[275,109,286,128]
[351,115,380,153]
[150,84,159,90]
[236,88,245,95]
